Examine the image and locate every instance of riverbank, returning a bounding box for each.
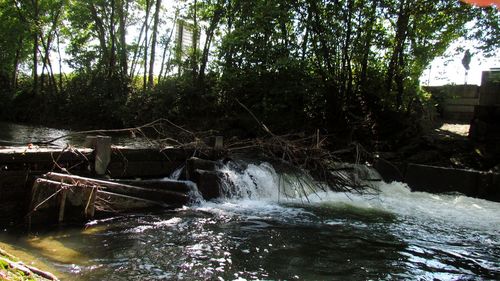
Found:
[0,246,58,280]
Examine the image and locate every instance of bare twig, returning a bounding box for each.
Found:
[38,118,194,145]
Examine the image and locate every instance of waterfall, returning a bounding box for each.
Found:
[214,160,382,202]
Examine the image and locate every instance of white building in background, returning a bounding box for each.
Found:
[175,19,199,74]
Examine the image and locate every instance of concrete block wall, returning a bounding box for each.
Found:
[479,70,500,106]
[424,85,480,123]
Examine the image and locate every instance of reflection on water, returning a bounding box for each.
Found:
[0,124,499,280]
[2,183,499,281]
[0,122,154,148]
[0,121,74,147]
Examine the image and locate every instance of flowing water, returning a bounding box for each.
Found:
[0,162,498,281]
[0,121,149,147]
[0,122,499,280]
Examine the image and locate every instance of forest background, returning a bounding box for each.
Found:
[0,0,499,148]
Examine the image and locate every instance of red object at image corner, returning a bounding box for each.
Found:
[461,0,500,7]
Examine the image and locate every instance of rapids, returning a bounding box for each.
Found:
[1,161,498,280]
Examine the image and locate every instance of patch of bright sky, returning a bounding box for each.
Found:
[420,39,500,86]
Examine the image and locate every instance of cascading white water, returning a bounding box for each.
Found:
[217,161,329,201]
[216,161,382,202]
[169,166,184,180]
[209,160,500,235]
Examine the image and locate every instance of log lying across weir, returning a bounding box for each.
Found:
[0,140,218,226]
[29,173,195,224]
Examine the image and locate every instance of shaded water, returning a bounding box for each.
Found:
[0,123,499,280]
[0,122,149,148]
[1,164,499,280]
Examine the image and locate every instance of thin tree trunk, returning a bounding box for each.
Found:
[129,17,147,78]
[159,10,178,82]
[341,0,354,100]
[40,3,63,95]
[225,1,232,68]
[191,0,198,79]
[46,54,58,95]
[12,36,23,92]
[198,3,222,83]
[89,2,109,72]
[143,0,151,92]
[117,0,128,79]
[301,7,312,62]
[109,0,117,79]
[359,0,378,92]
[386,0,409,108]
[148,0,162,89]
[162,52,174,81]
[57,31,63,91]
[32,0,39,95]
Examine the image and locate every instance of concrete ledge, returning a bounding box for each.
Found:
[445,98,479,106]
[404,164,500,202]
[443,105,475,113]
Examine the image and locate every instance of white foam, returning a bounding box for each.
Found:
[206,161,500,234]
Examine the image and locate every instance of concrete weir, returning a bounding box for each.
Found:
[1,134,499,226]
[374,159,500,202]
[0,137,219,226]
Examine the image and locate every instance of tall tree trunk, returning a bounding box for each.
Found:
[39,5,62,95]
[198,4,222,84]
[158,10,178,82]
[224,0,232,68]
[301,6,312,62]
[359,0,378,93]
[341,0,354,101]
[386,0,409,109]
[143,0,151,92]
[117,0,128,79]
[109,0,117,79]
[191,0,198,80]
[396,49,405,108]
[148,0,162,89]
[129,17,147,78]
[32,0,39,95]
[12,36,23,92]
[89,2,109,72]
[57,31,63,91]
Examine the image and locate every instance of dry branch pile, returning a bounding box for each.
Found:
[38,106,377,195]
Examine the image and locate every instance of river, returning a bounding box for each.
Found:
[0,123,499,280]
[0,121,147,147]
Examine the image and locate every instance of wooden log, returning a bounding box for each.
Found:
[29,179,95,224]
[110,178,194,193]
[107,160,182,178]
[97,190,170,209]
[110,148,191,162]
[58,189,67,223]
[85,187,97,218]
[43,173,190,206]
[31,177,187,219]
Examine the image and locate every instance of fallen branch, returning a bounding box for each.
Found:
[0,249,59,280]
[36,118,194,146]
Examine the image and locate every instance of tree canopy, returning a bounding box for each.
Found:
[0,0,498,139]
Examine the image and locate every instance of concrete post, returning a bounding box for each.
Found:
[214,136,223,150]
[85,136,111,175]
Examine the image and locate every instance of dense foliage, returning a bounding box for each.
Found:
[0,0,498,144]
